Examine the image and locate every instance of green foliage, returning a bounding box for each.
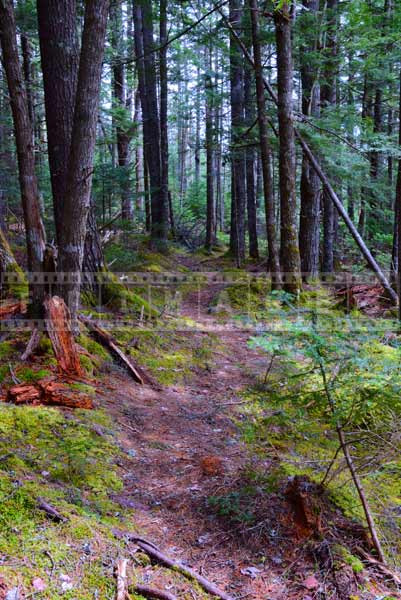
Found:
[208,492,255,524]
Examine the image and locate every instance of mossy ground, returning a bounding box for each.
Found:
[0,405,136,599]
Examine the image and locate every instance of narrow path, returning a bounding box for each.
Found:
[105,281,294,599]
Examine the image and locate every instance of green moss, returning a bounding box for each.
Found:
[0,405,132,598]
[102,272,158,317]
[78,333,109,361]
[79,354,95,376]
[17,367,52,382]
[0,341,15,360]
[68,382,97,395]
[333,545,364,573]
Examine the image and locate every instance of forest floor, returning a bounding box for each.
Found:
[0,245,400,599]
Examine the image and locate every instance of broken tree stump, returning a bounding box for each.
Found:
[44,296,82,376]
[79,315,156,386]
[285,475,323,537]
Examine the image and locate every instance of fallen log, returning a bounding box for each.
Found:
[40,379,94,409]
[0,301,26,319]
[79,315,155,386]
[44,296,82,377]
[7,383,41,405]
[6,378,94,409]
[127,536,234,600]
[133,585,178,600]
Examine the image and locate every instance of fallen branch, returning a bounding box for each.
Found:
[37,497,66,522]
[355,546,401,587]
[21,328,41,361]
[8,363,21,385]
[133,585,177,600]
[44,296,82,376]
[79,315,156,386]
[115,558,128,600]
[128,537,234,600]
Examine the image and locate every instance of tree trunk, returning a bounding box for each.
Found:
[37,0,79,246]
[321,0,338,274]
[0,0,46,315]
[205,69,216,251]
[57,0,110,324]
[395,70,401,306]
[160,0,171,235]
[133,0,168,247]
[229,0,246,265]
[298,0,320,280]
[274,2,301,293]
[111,0,132,221]
[249,0,280,283]
[244,52,259,260]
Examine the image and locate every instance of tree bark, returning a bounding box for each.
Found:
[274,2,301,293]
[229,0,246,265]
[321,0,338,274]
[37,0,79,246]
[249,0,280,283]
[133,0,168,247]
[205,69,216,251]
[0,0,46,315]
[57,0,110,323]
[160,0,171,234]
[396,69,401,315]
[244,51,259,259]
[298,0,321,280]
[111,0,133,221]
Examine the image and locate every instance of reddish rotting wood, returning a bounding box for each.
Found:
[6,378,93,409]
[44,296,82,376]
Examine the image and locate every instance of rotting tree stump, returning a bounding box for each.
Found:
[44,295,82,376]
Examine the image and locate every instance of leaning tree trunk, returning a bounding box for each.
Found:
[229,0,246,265]
[274,1,301,294]
[57,0,110,324]
[249,0,281,285]
[0,0,46,315]
[298,0,321,280]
